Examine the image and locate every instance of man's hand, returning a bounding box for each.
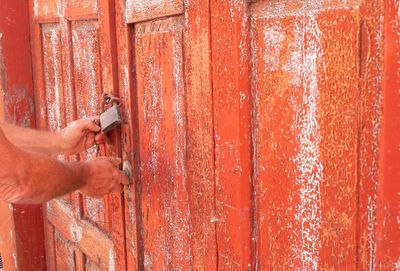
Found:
[78,157,130,198]
[59,117,107,156]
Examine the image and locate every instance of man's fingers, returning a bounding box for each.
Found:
[81,117,101,132]
[108,157,122,166]
[95,132,106,144]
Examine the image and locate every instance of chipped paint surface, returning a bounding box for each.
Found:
[17,0,399,270]
[291,15,324,270]
[252,3,360,269]
[27,0,126,270]
[135,16,191,270]
[42,24,64,131]
[375,0,400,269]
[69,221,82,243]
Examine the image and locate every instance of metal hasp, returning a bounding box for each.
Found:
[122,160,133,184]
[100,93,122,133]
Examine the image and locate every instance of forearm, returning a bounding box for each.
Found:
[0,123,63,155]
[0,149,88,204]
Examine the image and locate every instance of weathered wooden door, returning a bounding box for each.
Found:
[29,0,126,270]
[115,0,398,270]
[115,0,216,270]
[26,0,398,270]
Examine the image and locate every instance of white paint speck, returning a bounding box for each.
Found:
[70,221,82,243]
[33,0,39,17]
[367,195,377,271]
[108,249,115,271]
[263,21,285,72]
[12,252,17,269]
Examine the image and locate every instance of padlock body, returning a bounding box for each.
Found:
[100,104,122,133]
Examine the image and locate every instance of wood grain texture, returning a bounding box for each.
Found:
[210,1,253,269]
[184,0,217,269]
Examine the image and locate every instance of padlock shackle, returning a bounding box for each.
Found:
[101,93,121,113]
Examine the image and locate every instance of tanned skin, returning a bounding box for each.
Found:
[0,117,129,204]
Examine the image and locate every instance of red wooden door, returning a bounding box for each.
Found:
[24,0,399,270]
[116,0,398,270]
[29,0,125,270]
[116,0,217,269]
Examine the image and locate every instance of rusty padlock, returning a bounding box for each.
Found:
[100,93,122,133]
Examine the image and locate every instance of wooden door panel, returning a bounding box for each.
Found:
[251,5,360,269]
[30,0,125,270]
[134,16,191,270]
[54,233,75,271]
[210,1,253,269]
[71,21,103,129]
[126,0,184,23]
[41,24,66,133]
[65,0,99,19]
[118,0,218,269]
[32,0,58,19]
[41,23,72,204]
[47,199,115,269]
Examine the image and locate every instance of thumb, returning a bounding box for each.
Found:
[119,171,130,185]
[108,157,122,166]
[82,117,101,132]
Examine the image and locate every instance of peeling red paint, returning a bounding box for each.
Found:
[1,0,398,270]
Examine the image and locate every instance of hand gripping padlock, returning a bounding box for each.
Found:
[100,93,122,133]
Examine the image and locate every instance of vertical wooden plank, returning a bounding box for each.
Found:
[376,0,400,268]
[96,1,128,270]
[44,222,57,270]
[135,17,191,270]
[97,1,127,269]
[210,1,253,269]
[30,1,50,132]
[251,5,360,269]
[41,23,66,133]
[59,1,81,213]
[315,11,359,270]
[357,0,385,269]
[41,23,70,206]
[184,0,218,269]
[55,232,76,271]
[74,250,86,271]
[0,203,18,271]
[71,19,107,232]
[0,1,46,270]
[115,0,141,269]
[251,14,301,269]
